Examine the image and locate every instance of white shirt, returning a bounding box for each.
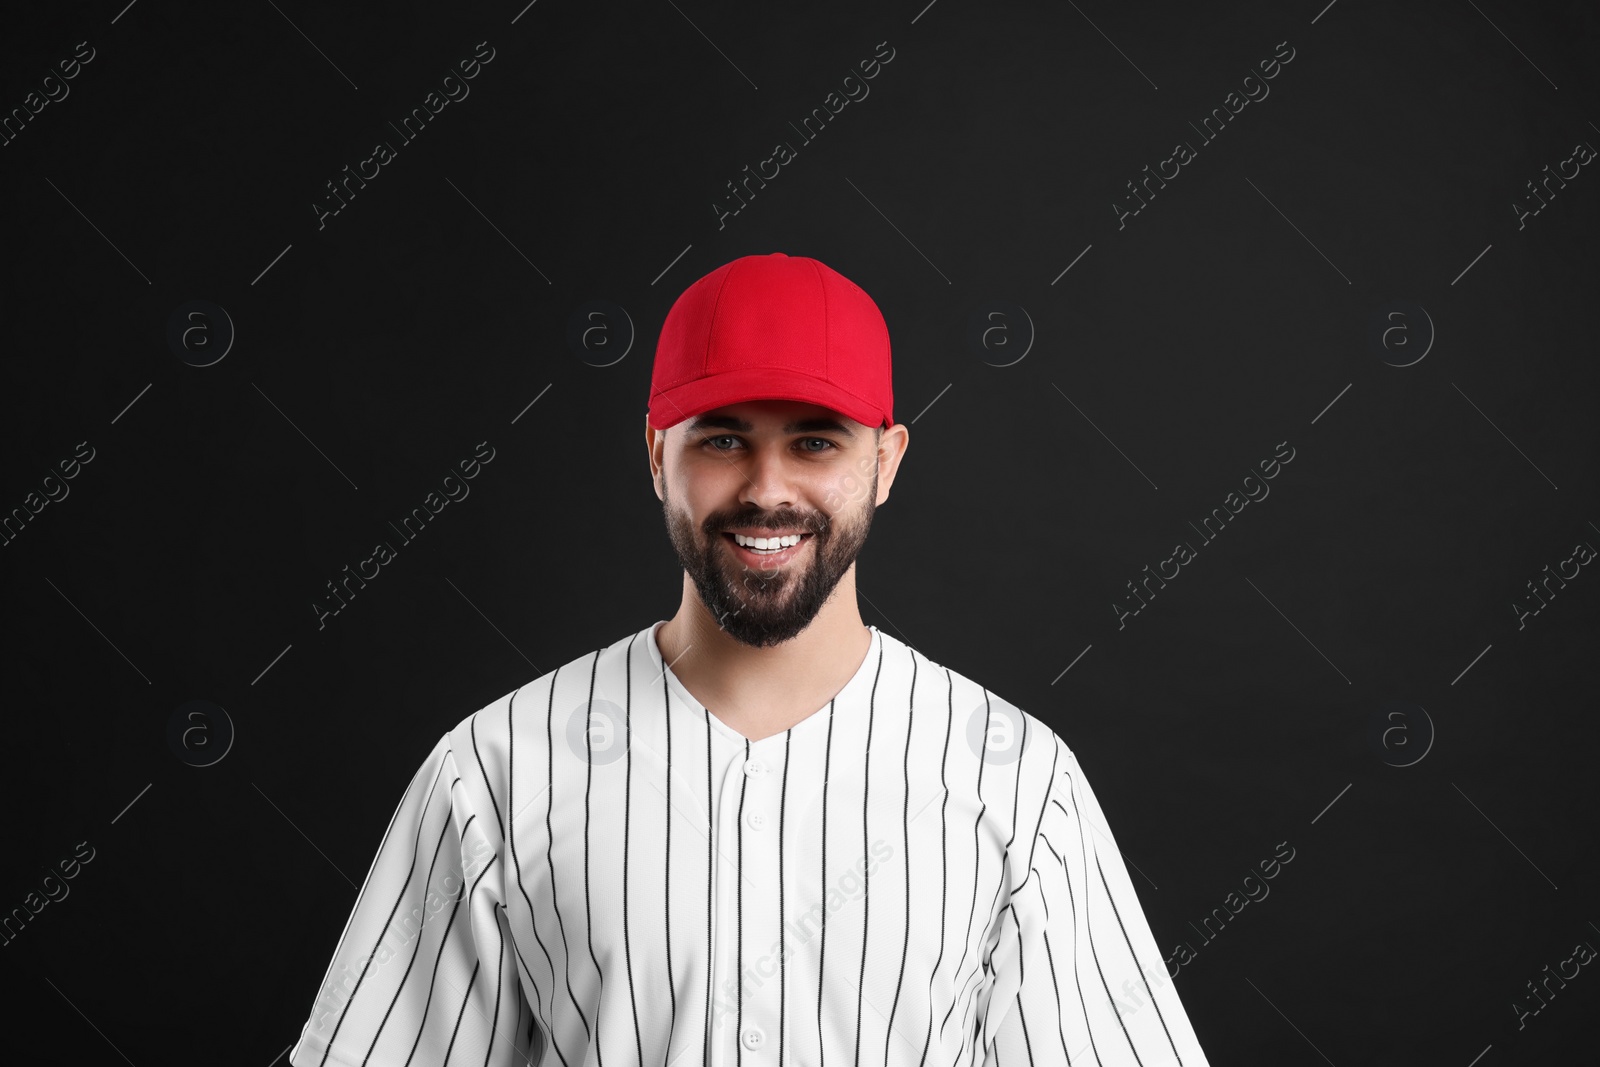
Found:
[291,620,1210,1067]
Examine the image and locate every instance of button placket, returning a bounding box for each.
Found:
[713,749,751,1066]
[735,742,779,1062]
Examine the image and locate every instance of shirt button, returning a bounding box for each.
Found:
[746,810,766,830]
[742,1027,765,1050]
[743,758,766,778]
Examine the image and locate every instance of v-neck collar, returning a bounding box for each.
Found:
[648,620,882,748]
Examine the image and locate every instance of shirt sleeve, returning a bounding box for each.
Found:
[289,732,538,1067]
[978,736,1210,1066]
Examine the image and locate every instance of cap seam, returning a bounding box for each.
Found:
[809,257,832,386]
[700,259,740,383]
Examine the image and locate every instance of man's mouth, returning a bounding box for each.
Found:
[721,531,813,564]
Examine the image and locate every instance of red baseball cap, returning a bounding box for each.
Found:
[647,252,894,431]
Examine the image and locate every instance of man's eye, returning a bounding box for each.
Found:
[701,436,837,452]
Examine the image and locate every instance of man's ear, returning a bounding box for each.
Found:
[874,422,910,506]
[645,416,664,500]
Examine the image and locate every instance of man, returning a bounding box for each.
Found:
[290,252,1211,1067]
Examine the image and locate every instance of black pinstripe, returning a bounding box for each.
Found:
[881,648,917,1067]
[916,668,955,1067]
[662,662,677,1067]
[582,651,606,1067]
[1097,857,1183,1066]
[400,818,490,1067]
[736,736,750,1067]
[509,689,564,1067]
[623,633,645,1067]
[547,665,589,1042]
[315,759,449,1067]
[815,696,837,1067]
[369,778,465,1067]
[852,642,885,1067]
[702,706,713,1067]
[940,686,991,1043]
[778,729,791,1067]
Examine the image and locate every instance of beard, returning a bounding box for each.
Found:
[661,470,877,649]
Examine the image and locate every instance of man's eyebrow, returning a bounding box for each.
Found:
[686,414,857,439]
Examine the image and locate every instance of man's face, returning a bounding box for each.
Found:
[653,399,885,648]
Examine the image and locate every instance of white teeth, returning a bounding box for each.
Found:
[732,532,804,550]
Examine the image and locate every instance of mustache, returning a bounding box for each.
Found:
[707,513,827,535]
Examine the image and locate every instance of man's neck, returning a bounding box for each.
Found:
[656,572,873,741]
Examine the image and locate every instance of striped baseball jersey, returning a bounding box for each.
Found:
[290,619,1210,1067]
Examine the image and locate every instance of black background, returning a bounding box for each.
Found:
[2,1,1597,1064]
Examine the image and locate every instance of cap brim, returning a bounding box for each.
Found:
[649,368,890,431]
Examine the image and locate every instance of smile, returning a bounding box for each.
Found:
[722,531,812,564]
